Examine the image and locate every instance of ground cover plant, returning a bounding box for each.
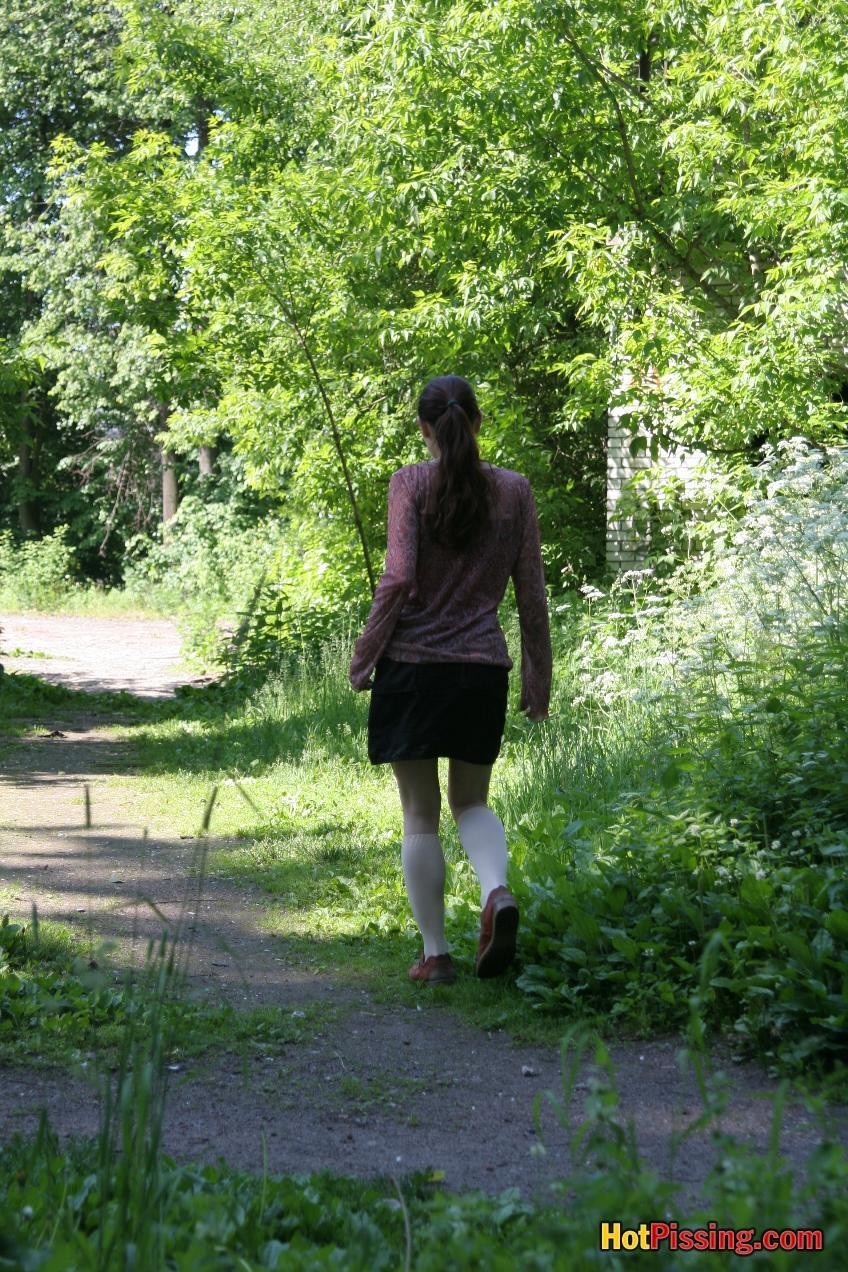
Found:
[0,902,326,1073]
[0,671,149,738]
[510,441,848,1074]
[0,753,331,1078]
[0,503,366,672]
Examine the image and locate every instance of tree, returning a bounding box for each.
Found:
[8,0,847,602]
[0,0,136,556]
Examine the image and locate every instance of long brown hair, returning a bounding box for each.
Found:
[417,374,491,550]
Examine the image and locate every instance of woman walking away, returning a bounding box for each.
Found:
[348,374,552,985]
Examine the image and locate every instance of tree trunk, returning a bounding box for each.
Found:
[17,423,39,532]
[198,444,217,477]
[161,449,178,526]
[157,401,179,527]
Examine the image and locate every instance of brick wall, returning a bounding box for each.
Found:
[606,405,704,573]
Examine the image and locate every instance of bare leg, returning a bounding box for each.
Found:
[390,759,447,957]
[448,758,508,905]
[390,757,441,836]
[447,757,493,820]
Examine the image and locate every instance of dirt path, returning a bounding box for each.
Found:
[0,611,193,697]
[1,615,846,1205]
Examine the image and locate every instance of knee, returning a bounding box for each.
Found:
[402,795,441,835]
[449,797,487,823]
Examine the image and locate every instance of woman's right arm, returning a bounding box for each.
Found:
[348,467,419,690]
[511,479,552,719]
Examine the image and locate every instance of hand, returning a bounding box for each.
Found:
[349,668,374,691]
[522,706,549,722]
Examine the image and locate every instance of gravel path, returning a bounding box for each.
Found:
[0,611,191,697]
[1,614,846,1205]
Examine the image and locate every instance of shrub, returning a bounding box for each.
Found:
[0,527,78,609]
[511,439,848,1074]
[122,498,373,672]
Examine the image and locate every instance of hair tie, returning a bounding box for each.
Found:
[446,399,460,407]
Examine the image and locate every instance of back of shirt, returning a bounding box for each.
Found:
[349,460,552,716]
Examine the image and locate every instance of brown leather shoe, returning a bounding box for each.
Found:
[476,886,519,978]
[408,952,456,985]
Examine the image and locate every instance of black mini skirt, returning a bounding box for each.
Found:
[367,656,509,766]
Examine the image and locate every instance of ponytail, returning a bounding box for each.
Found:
[417,374,491,550]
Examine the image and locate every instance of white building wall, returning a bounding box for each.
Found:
[606,407,704,573]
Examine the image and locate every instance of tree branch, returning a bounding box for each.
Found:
[553,18,742,318]
[250,249,377,597]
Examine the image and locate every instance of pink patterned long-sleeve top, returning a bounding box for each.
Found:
[348,460,552,715]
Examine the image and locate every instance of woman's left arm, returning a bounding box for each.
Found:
[349,467,419,690]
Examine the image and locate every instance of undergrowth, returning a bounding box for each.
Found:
[110,440,848,1079]
[0,907,327,1071]
[0,672,142,735]
[4,440,847,1077]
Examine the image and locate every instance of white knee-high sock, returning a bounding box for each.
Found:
[401,832,448,958]
[454,804,508,906]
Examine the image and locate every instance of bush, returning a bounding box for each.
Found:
[0,527,78,609]
[510,439,848,1074]
[122,497,374,672]
[513,797,848,1072]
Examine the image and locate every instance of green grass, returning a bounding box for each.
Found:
[106,553,848,1079]
[102,636,579,1047]
[0,670,144,736]
[0,907,334,1070]
[0,589,169,619]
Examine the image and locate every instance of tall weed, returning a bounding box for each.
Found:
[3,1017,847,1267]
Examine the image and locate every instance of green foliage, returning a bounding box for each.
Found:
[122,492,287,667]
[6,0,848,601]
[513,798,848,1073]
[114,441,848,1076]
[0,902,324,1070]
[118,487,373,669]
[0,529,166,618]
[0,914,28,965]
[511,441,848,1073]
[0,528,78,608]
[0,911,127,1063]
[0,0,161,572]
[0,673,144,738]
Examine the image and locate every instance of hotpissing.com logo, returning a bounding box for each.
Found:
[600,1221,823,1256]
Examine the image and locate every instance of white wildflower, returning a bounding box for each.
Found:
[579,584,604,601]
